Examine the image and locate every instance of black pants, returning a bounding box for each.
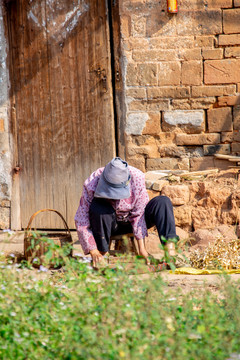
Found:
[89,196,177,253]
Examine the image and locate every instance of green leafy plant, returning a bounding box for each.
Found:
[0,233,240,359]
[159,236,189,271]
[25,231,72,269]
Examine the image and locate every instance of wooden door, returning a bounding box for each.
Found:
[7,0,116,229]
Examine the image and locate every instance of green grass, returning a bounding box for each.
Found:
[0,252,240,360]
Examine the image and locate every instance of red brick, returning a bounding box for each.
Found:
[225,47,240,58]
[194,36,215,47]
[158,62,181,86]
[206,0,233,8]
[158,132,176,144]
[128,139,160,158]
[126,64,138,86]
[190,156,230,171]
[204,59,240,84]
[218,96,240,107]
[126,154,146,172]
[182,61,202,86]
[222,131,240,142]
[203,144,230,156]
[128,0,147,4]
[221,131,234,142]
[138,64,158,85]
[142,113,161,136]
[146,158,189,171]
[127,143,159,159]
[192,85,236,97]
[133,49,178,62]
[190,157,215,171]
[147,87,190,99]
[128,100,148,111]
[178,49,201,61]
[232,143,240,153]
[172,97,216,110]
[233,105,240,130]
[207,107,233,132]
[123,38,149,51]
[223,9,240,34]
[126,63,158,86]
[126,88,146,99]
[179,0,232,9]
[149,36,195,49]
[234,130,240,141]
[202,49,223,60]
[176,133,220,145]
[218,34,240,46]
[159,145,187,158]
[147,100,170,111]
[128,99,170,111]
[176,10,222,36]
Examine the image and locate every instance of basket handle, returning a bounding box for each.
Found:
[26,208,71,234]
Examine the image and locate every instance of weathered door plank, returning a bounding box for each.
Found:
[7,0,116,229]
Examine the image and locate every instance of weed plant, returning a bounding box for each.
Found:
[0,237,240,359]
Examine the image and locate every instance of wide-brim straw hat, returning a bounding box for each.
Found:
[94,157,131,200]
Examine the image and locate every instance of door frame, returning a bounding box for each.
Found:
[107,0,126,160]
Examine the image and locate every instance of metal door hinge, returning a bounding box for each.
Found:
[116,69,120,81]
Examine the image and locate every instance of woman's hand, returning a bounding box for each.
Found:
[90,249,103,268]
[137,239,150,265]
[89,249,106,268]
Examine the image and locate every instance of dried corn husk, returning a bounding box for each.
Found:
[190,238,240,270]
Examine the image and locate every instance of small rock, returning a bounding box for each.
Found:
[190,229,216,248]
[161,184,190,205]
[145,231,162,255]
[176,227,189,241]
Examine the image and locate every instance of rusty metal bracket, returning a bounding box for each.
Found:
[88,67,106,77]
[88,66,108,92]
[14,166,21,174]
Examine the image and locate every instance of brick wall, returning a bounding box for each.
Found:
[120,0,240,172]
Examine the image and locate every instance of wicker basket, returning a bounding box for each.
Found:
[24,209,73,268]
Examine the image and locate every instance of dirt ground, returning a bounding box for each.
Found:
[1,230,240,293]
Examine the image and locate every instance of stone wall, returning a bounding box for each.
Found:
[0,4,11,229]
[120,0,240,172]
[145,169,240,233]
